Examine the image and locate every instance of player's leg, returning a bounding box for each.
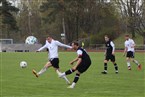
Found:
[58,68,76,78]
[51,58,70,84]
[111,55,118,74]
[126,51,131,70]
[112,61,118,73]
[32,62,52,77]
[131,58,142,70]
[68,63,91,88]
[102,60,108,74]
[126,57,131,70]
[67,71,80,88]
[55,68,71,84]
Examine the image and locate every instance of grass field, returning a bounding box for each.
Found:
[0,52,144,97]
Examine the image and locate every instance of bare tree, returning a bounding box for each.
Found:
[113,0,144,38]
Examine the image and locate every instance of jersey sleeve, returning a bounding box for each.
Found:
[124,41,127,47]
[77,50,83,58]
[55,41,72,49]
[110,41,115,52]
[131,39,135,45]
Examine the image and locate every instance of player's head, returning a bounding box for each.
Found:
[104,35,110,42]
[46,35,53,43]
[125,34,129,40]
[72,41,79,50]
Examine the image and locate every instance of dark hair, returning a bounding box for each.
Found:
[104,35,109,38]
[72,41,79,46]
[125,34,129,37]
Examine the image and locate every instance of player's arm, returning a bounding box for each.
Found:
[131,40,135,48]
[70,57,78,65]
[110,41,115,55]
[123,47,127,56]
[37,41,48,52]
[71,50,83,70]
[55,41,72,49]
[72,58,82,70]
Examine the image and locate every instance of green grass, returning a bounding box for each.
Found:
[0,52,144,97]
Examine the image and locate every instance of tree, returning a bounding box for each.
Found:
[113,0,144,38]
[0,0,19,38]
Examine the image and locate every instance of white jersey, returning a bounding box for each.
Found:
[38,39,72,59]
[124,38,135,52]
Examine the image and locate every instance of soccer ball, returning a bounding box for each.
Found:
[20,61,27,68]
[25,36,38,44]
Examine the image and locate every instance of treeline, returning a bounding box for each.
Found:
[0,0,145,44]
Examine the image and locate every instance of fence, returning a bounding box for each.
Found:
[1,44,42,52]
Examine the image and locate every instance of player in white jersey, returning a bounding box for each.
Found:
[32,35,72,84]
[123,35,141,70]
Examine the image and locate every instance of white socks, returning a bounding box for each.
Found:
[56,70,70,84]
[127,61,131,67]
[37,67,47,76]
[70,82,76,88]
[133,60,139,65]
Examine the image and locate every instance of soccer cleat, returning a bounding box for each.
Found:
[138,64,142,70]
[128,66,131,70]
[101,71,107,74]
[67,85,74,89]
[32,69,39,78]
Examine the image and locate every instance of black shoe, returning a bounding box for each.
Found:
[101,71,107,74]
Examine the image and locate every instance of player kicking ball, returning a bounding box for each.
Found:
[58,42,91,88]
[123,34,142,70]
[32,35,72,84]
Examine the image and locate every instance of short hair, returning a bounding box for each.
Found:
[104,35,109,38]
[72,41,79,46]
[125,34,129,37]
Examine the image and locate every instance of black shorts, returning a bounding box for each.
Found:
[126,51,134,58]
[76,61,91,73]
[105,54,115,62]
[49,58,59,69]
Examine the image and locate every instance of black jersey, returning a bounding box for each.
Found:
[105,40,114,55]
[77,47,91,65]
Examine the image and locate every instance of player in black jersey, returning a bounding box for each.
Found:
[58,42,91,88]
[101,35,118,74]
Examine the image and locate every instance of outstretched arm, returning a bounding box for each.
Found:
[55,41,72,49]
[37,41,48,51]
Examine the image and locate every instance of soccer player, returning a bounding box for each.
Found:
[32,35,72,84]
[123,35,141,70]
[58,42,91,88]
[101,35,119,74]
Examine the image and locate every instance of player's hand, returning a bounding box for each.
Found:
[70,61,74,65]
[112,52,115,55]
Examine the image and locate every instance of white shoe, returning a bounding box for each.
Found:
[67,85,74,89]
[57,72,64,78]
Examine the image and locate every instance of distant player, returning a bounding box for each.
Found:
[58,42,91,88]
[101,35,119,74]
[32,35,72,84]
[123,35,141,70]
